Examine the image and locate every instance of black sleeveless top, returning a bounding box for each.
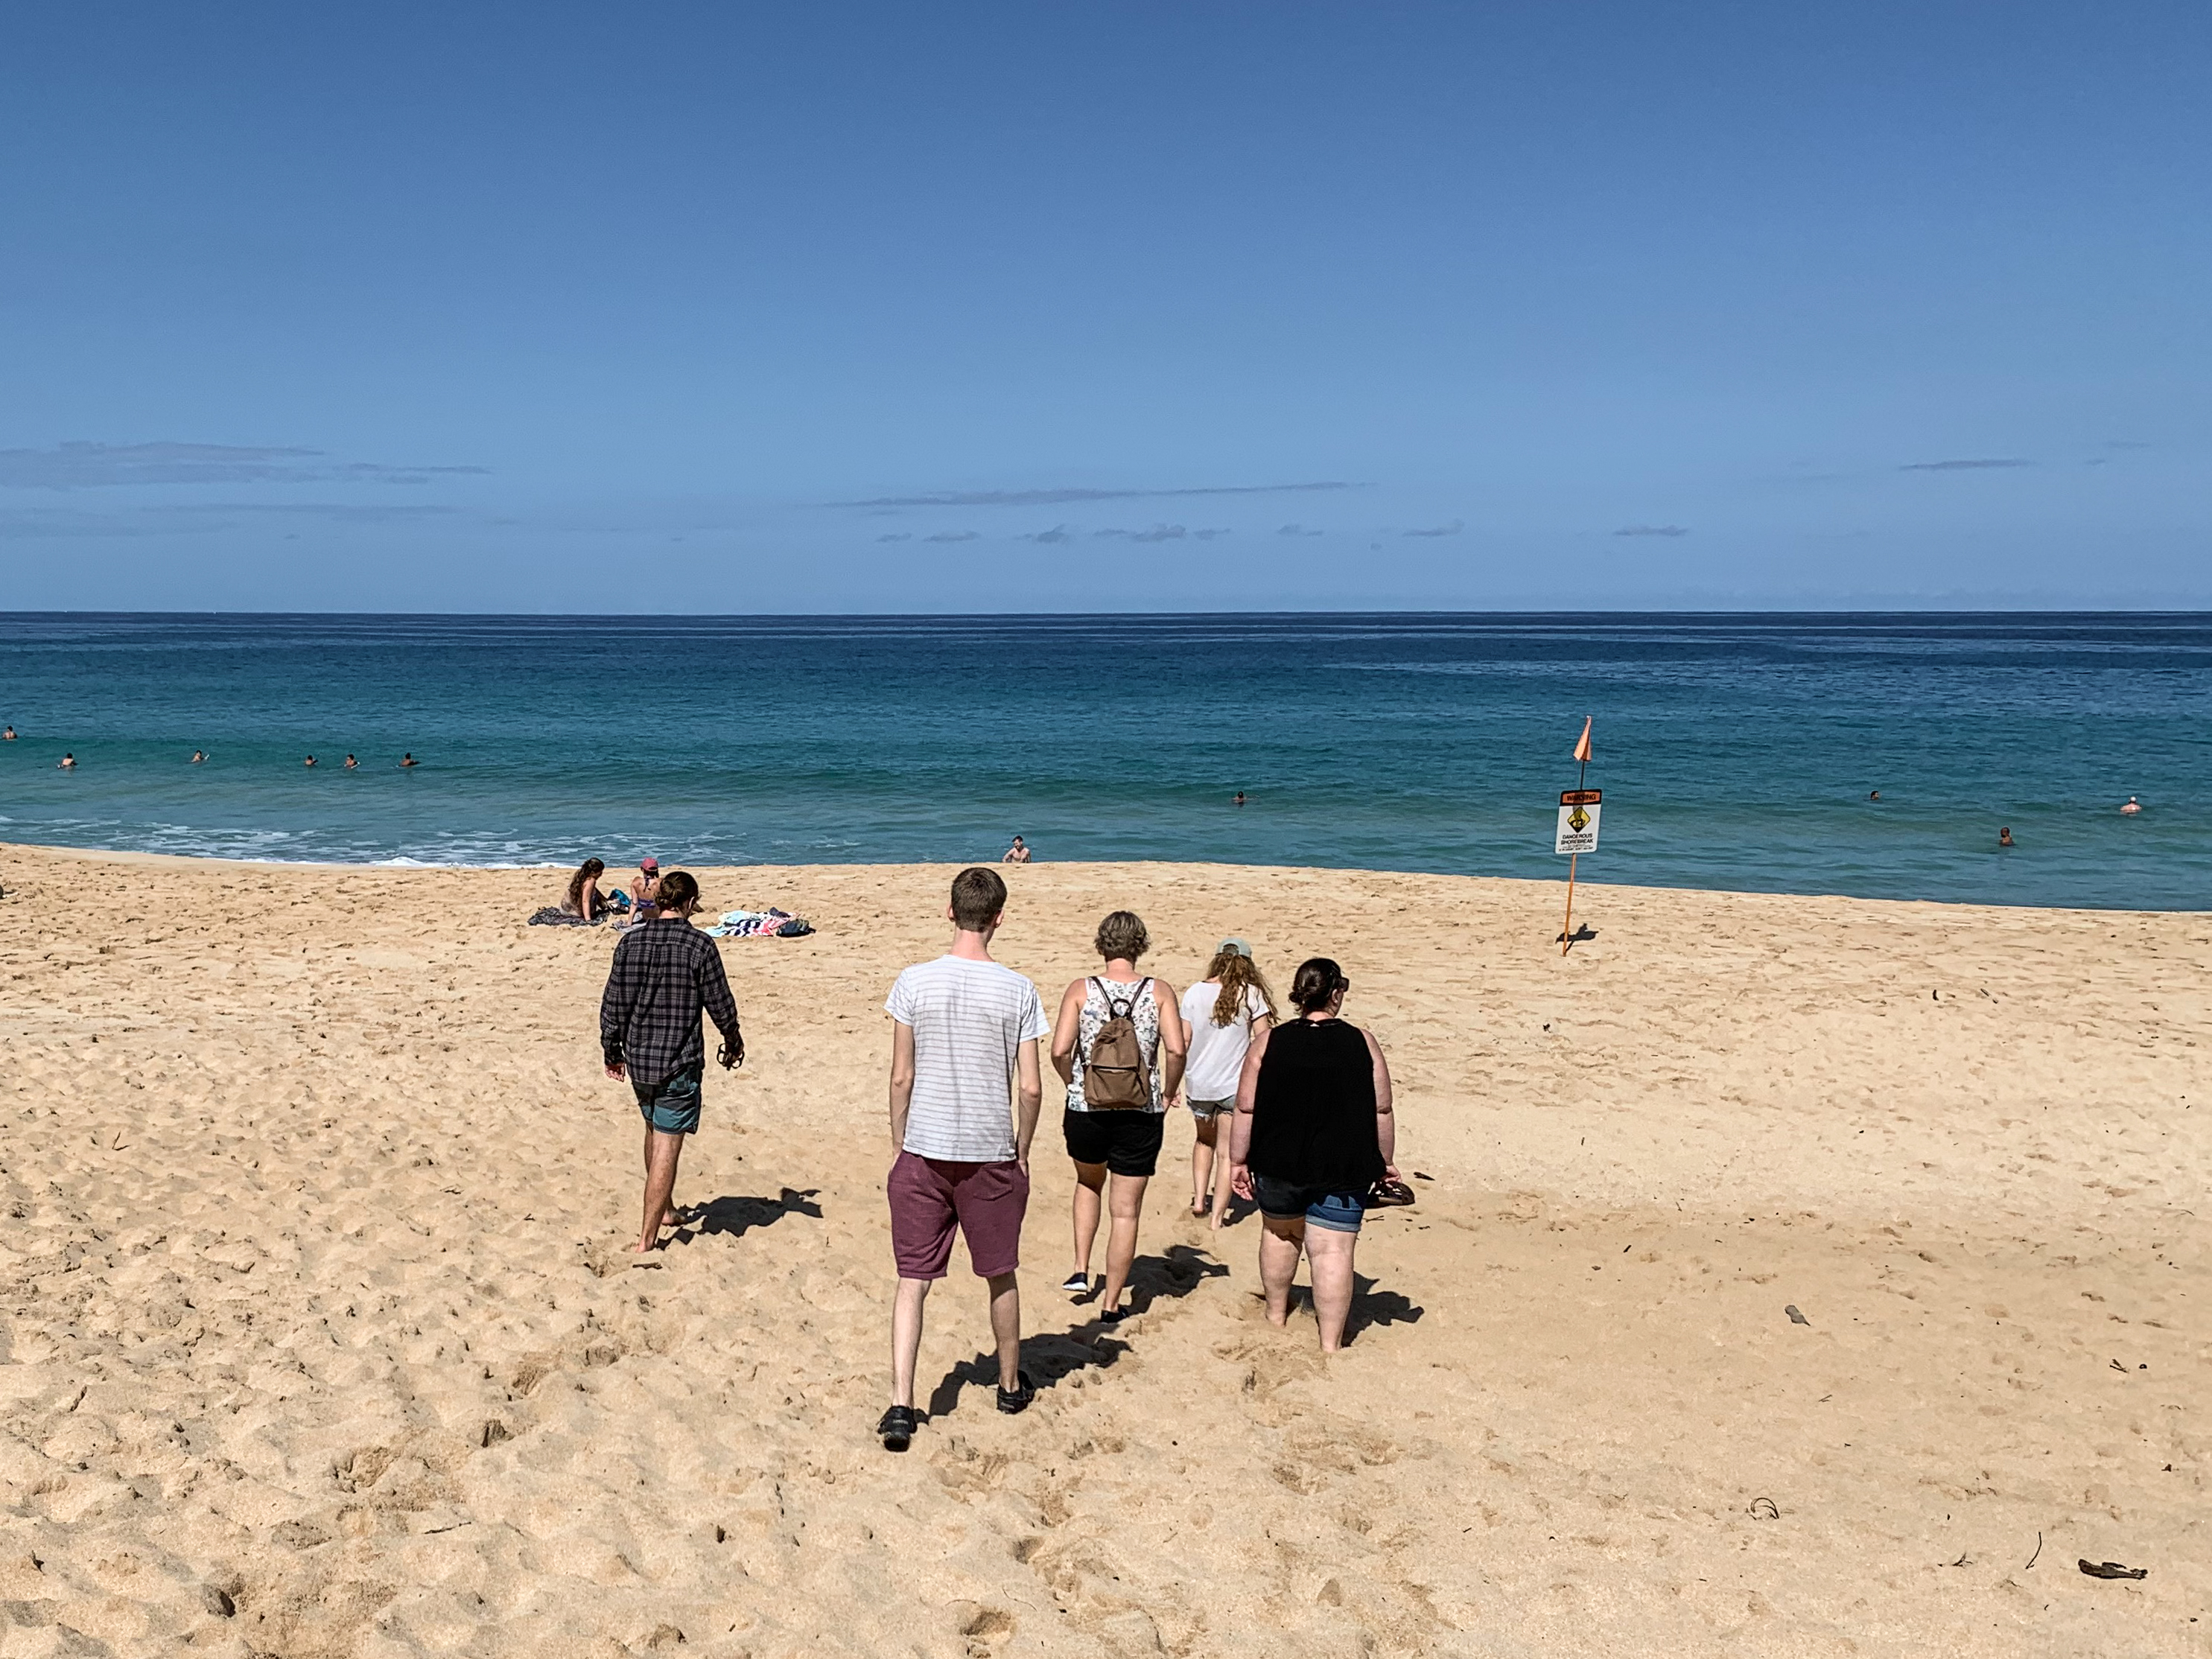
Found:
[1248,1017,1384,1190]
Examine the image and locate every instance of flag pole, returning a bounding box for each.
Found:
[1560,750,1586,955]
[1560,719,1592,955]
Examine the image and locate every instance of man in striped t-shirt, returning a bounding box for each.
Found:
[877,866,1047,1451]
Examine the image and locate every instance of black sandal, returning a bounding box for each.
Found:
[996,1372,1037,1415]
[876,1405,918,1451]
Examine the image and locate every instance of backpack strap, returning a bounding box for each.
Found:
[1093,975,1134,1019]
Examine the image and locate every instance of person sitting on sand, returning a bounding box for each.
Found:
[1228,958,1398,1354]
[631,856,662,918]
[565,858,611,922]
[58,752,74,769]
[1002,835,1032,864]
[600,870,744,1255]
[880,866,1048,1451]
[2121,796,2141,816]
[1178,939,1275,1227]
[1999,827,2015,847]
[1051,911,1187,1321]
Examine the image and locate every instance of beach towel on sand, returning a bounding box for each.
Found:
[705,907,816,939]
[527,906,598,927]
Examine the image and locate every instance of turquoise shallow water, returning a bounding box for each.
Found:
[1,611,2206,908]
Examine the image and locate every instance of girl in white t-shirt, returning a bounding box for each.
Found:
[1176,939,1277,1228]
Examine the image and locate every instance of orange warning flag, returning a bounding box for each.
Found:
[1571,716,1593,764]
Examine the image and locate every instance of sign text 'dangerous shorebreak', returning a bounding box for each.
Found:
[1555,791,1601,856]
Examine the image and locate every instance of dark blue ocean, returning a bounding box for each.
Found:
[1,612,2206,909]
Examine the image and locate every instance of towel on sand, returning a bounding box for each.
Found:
[705,907,816,939]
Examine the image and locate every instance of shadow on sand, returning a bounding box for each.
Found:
[925,1242,1230,1420]
[672,1188,824,1246]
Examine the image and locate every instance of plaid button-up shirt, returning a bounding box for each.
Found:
[599,917,743,1084]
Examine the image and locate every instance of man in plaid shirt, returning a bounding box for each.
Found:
[600,869,744,1255]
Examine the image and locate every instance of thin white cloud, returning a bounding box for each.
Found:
[0,440,488,489]
[838,481,1361,508]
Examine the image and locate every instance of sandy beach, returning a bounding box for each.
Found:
[1,844,2205,1658]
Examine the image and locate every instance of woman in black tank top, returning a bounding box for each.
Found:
[1228,958,1399,1352]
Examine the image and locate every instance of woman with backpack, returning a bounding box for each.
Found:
[1050,910,1189,1320]
[1177,938,1276,1227]
[1228,957,1400,1353]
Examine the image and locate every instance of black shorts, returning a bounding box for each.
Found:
[1062,1109,1166,1177]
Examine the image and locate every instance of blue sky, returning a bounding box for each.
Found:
[1,3,2206,611]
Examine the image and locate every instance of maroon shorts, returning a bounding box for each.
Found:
[887,1151,1029,1281]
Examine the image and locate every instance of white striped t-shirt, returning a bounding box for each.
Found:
[886,955,1049,1163]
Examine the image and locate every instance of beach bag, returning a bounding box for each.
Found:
[1082,977,1151,1109]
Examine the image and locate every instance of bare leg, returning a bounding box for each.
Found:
[634,1130,686,1252]
[1100,1173,1150,1312]
[1070,1160,1106,1279]
[890,1276,932,1407]
[1190,1115,1217,1214]
[1259,1214,1305,1327]
[1210,1125,1236,1233]
[1305,1226,1358,1352]
[985,1272,1021,1390]
[641,1121,679,1229]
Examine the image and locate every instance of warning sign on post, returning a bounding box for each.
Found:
[1555,789,1601,856]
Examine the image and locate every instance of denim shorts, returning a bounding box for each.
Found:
[1253,1175,1364,1234]
[633,1064,703,1135]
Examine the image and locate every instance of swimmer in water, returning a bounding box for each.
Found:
[1232,791,1247,807]
[400,753,419,768]
[1998,827,2015,847]
[59,753,75,769]
[191,750,206,763]
[343,754,358,769]
[3,725,14,740]
[304,755,317,767]
[2120,796,2141,815]
[1868,790,1881,801]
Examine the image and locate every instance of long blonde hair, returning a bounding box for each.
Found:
[1206,949,1276,1027]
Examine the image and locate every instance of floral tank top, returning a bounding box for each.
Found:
[1065,975,1163,1113]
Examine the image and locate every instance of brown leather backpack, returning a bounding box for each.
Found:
[1081,977,1151,1109]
